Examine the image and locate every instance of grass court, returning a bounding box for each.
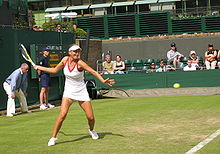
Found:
[1,95,220,153]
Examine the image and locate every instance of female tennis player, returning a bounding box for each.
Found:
[34,44,115,146]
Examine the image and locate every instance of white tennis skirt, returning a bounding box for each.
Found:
[63,83,91,101]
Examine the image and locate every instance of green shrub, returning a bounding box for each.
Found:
[42,21,87,37]
[75,28,87,37]
[13,17,28,28]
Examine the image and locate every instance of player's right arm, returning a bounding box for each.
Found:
[34,56,68,73]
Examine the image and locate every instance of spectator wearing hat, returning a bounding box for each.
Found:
[205,44,217,70]
[167,42,184,68]
[146,62,157,73]
[188,50,200,69]
[38,48,54,110]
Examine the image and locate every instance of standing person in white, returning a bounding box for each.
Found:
[3,63,30,117]
[34,44,115,146]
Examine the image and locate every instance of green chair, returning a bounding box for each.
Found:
[141,66,149,70]
[181,57,188,63]
[155,59,160,65]
[132,59,143,67]
[197,56,204,65]
[177,63,185,68]
[136,66,150,70]
[129,66,137,71]
[176,63,186,71]
[143,59,148,66]
[169,64,174,68]
[125,66,132,71]
[197,56,203,61]
[124,59,132,67]
[146,58,155,65]
[161,58,167,64]
[155,65,160,69]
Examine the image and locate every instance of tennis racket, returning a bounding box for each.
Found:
[19,44,36,66]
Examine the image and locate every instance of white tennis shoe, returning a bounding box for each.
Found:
[47,103,55,108]
[40,105,48,110]
[88,129,99,140]
[48,137,58,146]
[6,113,14,117]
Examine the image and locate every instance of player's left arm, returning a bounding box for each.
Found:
[78,60,115,86]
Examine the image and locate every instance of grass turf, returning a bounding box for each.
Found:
[1,95,220,153]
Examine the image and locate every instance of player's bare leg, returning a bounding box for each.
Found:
[48,97,73,146]
[79,101,99,139]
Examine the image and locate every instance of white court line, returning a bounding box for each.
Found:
[185,128,220,154]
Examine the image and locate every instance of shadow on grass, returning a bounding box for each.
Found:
[10,108,51,116]
[56,132,124,145]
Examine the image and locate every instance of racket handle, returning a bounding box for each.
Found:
[31,61,36,67]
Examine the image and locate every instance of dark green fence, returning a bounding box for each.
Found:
[77,16,105,39]
[139,12,169,36]
[75,12,220,39]
[9,0,28,14]
[108,14,136,38]
[205,16,220,32]
[172,18,202,34]
[0,28,74,110]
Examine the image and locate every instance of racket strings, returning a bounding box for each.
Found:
[21,49,30,61]
[19,44,35,66]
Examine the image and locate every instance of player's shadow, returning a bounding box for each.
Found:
[56,131,124,145]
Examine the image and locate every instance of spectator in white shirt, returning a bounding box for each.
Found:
[183,61,197,71]
[167,42,184,68]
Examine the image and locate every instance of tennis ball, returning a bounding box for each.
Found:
[173,83,181,88]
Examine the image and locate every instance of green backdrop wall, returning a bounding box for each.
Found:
[85,69,220,90]
[0,28,74,110]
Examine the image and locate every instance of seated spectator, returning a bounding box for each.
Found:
[56,24,65,32]
[102,55,114,74]
[217,49,220,69]
[73,23,77,30]
[183,61,197,71]
[32,25,39,31]
[205,44,217,70]
[156,59,176,72]
[113,55,125,74]
[188,50,200,69]
[32,25,43,31]
[167,42,184,68]
[146,62,156,73]
[156,60,166,72]
[38,27,44,31]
